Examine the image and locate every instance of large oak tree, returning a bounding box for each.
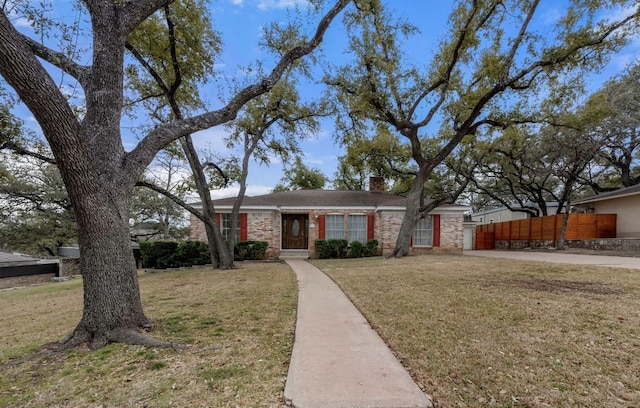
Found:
[0,0,350,349]
[326,0,640,257]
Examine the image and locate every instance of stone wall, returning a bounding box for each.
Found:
[495,238,640,253]
[566,238,640,252]
[58,258,80,277]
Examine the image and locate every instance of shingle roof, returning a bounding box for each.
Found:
[0,250,40,265]
[205,189,409,208]
[573,184,640,205]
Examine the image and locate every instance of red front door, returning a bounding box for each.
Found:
[282,214,308,249]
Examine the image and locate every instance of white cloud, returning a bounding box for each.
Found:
[208,183,275,199]
[191,126,234,153]
[231,0,244,5]
[257,0,309,11]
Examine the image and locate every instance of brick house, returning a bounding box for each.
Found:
[189,177,470,258]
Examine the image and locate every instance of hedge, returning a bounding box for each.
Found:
[140,240,269,268]
[315,239,379,259]
[235,241,269,260]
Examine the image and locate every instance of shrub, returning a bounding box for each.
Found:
[348,241,366,258]
[140,240,210,268]
[314,239,348,259]
[140,241,179,269]
[365,239,379,257]
[177,240,210,266]
[235,241,268,260]
[314,240,330,259]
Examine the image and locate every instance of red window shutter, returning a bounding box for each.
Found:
[240,213,248,241]
[367,214,375,240]
[433,214,441,247]
[318,215,326,240]
[215,213,220,227]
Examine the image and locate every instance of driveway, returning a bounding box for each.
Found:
[464,250,640,270]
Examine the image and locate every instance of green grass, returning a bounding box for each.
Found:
[0,262,297,408]
[312,254,640,407]
[3,254,639,407]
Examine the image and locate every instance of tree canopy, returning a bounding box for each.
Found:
[0,0,350,349]
[327,0,640,256]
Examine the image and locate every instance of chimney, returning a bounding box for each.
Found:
[369,176,385,193]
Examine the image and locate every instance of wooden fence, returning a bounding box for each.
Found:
[475,214,617,250]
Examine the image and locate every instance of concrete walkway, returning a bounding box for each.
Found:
[283,259,432,408]
[464,250,640,270]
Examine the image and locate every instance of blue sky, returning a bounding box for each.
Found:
[8,0,640,199]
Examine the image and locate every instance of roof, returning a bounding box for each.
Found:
[205,190,406,208]
[471,202,560,217]
[0,250,40,265]
[196,189,470,213]
[573,184,640,205]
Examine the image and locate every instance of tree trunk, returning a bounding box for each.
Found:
[392,174,425,257]
[556,192,573,251]
[62,186,169,349]
[204,220,220,268]
[228,133,258,255]
[557,210,569,250]
[179,135,234,269]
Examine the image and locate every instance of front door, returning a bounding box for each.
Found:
[282,214,308,249]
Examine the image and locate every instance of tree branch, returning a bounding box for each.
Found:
[125,0,351,175]
[0,140,57,164]
[21,35,89,85]
[135,180,203,221]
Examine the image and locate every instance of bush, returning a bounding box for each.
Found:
[235,241,268,260]
[177,240,210,266]
[365,239,379,257]
[316,239,379,259]
[314,239,348,259]
[140,240,210,268]
[348,241,366,258]
[140,241,179,269]
[314,240,330,259]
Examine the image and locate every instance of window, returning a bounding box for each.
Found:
[348,214,367,243]
[220,213,240,242]
[325,214,345,239]
[413,216,433,247]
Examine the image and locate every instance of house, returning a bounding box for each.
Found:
[470,202,562,225]
[573,184,640,238]
[189,177,471,258]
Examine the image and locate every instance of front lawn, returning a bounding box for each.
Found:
[0,263,297,408]
[313,254,640,407]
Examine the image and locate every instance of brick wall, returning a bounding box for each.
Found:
[189,213,206,241]
[247,212,279,258]
[190,210,466,258]
[438,214,464,251]
[377,210,404,255]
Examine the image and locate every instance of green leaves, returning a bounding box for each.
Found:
[272,157,327,192]
[125,0,221,118]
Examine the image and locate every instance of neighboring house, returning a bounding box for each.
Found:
[0,250,39,264]
[573,184,640,238]
[189,177,471,258]
[470,202,562,225]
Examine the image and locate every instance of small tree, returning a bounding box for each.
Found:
[272,156,328,192]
